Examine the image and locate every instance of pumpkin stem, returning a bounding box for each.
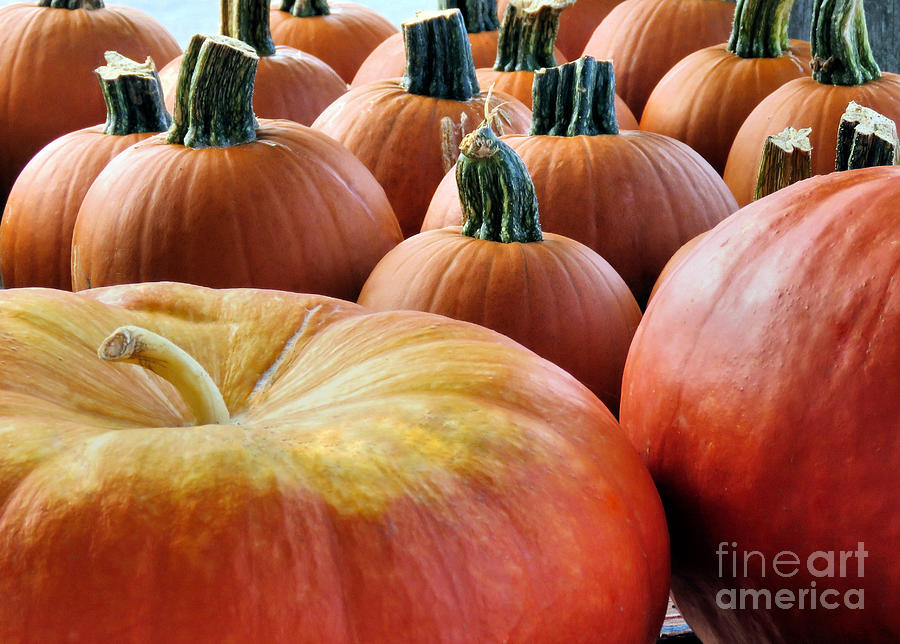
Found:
[810,0,880,85]
[493,0,572,72]
[278,0,330,17]
[37,0,104,8]
[530,56,618,136]
[221,0,276,57]
[727,0,794,58]
[166,34,259,149]
[835,102,898,170]
[95,52,171,136]
[402,10,480,100]
[98,326,231,426]
[457,119,542,243]
[753,126,812,200]
[438,0,500,34]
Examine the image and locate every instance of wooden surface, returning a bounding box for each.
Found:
[789,0,898,73]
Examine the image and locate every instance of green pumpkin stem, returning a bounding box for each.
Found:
[438,0,499,34]
[166,34,259,149]
[727,0,794,58]
[221,0,276,57]
[810,0,880,85]
[493,0,572,72]
[530,56,618,137]
[753,126,812,200]
[95,52,171,136]
[402,10,480,100]
[458,118,542,243]
[835,102,898,170]
[278,0,330,17]
[37,0,104,8]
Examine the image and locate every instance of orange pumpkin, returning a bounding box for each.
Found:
[0,0,180,206]
[0,280,670,643]
[159,0,347,127]
[0,53,171,290]
[424,57,737,307]
[71,34,401,300]
[640,0,811,174]
[269,0,397,83]
[313,9,532,238]
[359,114,641,415]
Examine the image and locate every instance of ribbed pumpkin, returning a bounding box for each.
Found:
[269,0,397,83]
[359,114,641,415]
[724,0,900,205]
[313,10,532,238]
[0,0,180,206]
[424,57,737,307]
[351,0,502,87]
[640,0,811,174]
[620,165,900,643]
[71,35,401,300]
[582,0,736,119]
[0,281,670,643]
[0,53,170,290]
[159,0,346,127]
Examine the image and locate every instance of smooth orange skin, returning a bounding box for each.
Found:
[583,0,737,119]
[160,45,347,127]
[352,30,502,87]
[0,3,180,205]
[723,72,900,206]
[268,2,397,83]
[358,227,642,414]
[0,281,670,643]
[640,41,812,175]
[312,82,532,237]
[70,121,402,300]
[423,133,737,306]
[620,167,900,643]
[0,125,154,289]
[646,231,706,304]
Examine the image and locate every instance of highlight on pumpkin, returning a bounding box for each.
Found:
[98,325,231,426]
[753,126,812,200]
[835,101,898,170]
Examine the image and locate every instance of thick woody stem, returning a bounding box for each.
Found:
[95,52,171,136]
[493,0,572,72]
[98,326,231,426]
[753,127,812,200]
[221,0,276,57]
[402,10,480,101]
[530,56,618,136]
[438,0,500,34]
[278,0,330,17]
[37,0,104,8]
[835,102,898,170]
[810,0,880,85]
[727,0,795,58]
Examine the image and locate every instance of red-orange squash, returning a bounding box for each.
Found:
[0,280,671,643]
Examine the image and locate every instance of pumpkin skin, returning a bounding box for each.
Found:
[0,3,180,205]
[620,166,900,643]
[423,132,738,306]
[269,1,398,83]
[359,227,642,415]
[159,46,348,127]
[723,73,900,206]
[582,0,736,119]
[0,281,670,643]
[640,40,812,175]
[70,121,402,300]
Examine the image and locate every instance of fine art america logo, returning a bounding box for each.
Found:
[715,542,867,611]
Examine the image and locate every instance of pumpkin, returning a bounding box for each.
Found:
[70,34,401,300]
[313,9,532,238]
[359,112,641,415]
[640,0,811,174]
[0,0,180,206]
[423,57,737,307]
[582,0,736,119]
[351,0,504,87]
[0,280,670,643]
[269,0,397,83]
[498,0,626,60]
[723,0,900,205]
[620,165,900,643]
[159,0,347,127]
[0,53,170,290]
